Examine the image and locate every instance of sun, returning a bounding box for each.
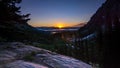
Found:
[55,22,64,29]
[58,25,63,29]
[57,24,64,29]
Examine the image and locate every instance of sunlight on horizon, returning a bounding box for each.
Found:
[56,22,64,28]
[58,25,63,29]
[28,21,80,27]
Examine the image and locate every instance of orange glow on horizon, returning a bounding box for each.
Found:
[28,21,84,27]
[56,22,65,28]
[58,25,63,28]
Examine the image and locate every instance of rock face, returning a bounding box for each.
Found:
[79,0,120,34]
[0,42,92,68]
[78,0,120,68]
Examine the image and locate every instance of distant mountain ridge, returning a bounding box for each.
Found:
[74,22,87,27]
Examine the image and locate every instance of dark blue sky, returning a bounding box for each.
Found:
[20,0,105,27]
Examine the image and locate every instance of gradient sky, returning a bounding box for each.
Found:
[20,0,105,27]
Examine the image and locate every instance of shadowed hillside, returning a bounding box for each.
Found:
[78,0,120,68]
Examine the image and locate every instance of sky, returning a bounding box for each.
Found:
[20,0,105,27]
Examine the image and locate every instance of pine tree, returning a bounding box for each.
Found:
[0,0,30,23]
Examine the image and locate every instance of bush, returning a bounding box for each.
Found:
[23,51,36,61]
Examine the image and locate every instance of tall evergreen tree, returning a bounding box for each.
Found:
[0,0,30,23]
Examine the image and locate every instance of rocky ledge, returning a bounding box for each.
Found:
[0,42,92,68]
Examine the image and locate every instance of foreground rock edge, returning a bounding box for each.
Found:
[0,42,92,68]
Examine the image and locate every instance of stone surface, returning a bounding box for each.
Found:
[4,60,48,68]
[0,42,92,68]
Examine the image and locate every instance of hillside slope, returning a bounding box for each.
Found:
[0,42,92,68]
